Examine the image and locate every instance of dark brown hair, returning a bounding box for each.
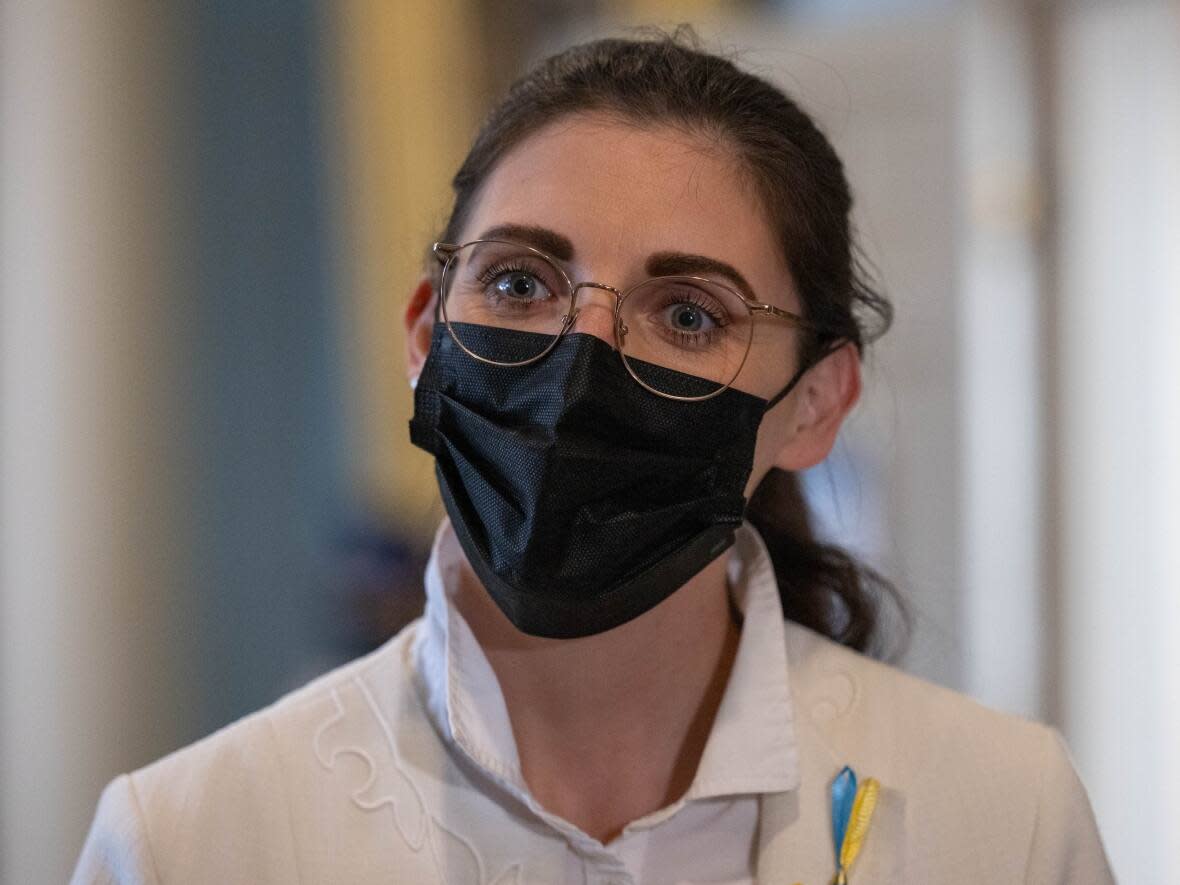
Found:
[433,25,909,659]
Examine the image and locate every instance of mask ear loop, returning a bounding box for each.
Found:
[761,338,851,413]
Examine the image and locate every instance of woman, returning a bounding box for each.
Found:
[74,29,1114,884]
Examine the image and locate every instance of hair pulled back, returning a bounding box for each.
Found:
[434,25,909,659]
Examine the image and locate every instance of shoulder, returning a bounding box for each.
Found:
[73,621,425,883]
[783,617,1047,756]
[135,620,421,789]
[783,618,1058,797]
[782,619,1115,882]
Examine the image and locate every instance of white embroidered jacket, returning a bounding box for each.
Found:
[73,524,1115,884]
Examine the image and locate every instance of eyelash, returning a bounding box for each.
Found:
[476,261,557,297]
[655,291,731,327]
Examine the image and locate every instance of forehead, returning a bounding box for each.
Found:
[459,113,796,307]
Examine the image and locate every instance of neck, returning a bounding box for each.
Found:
[436,520,740,844]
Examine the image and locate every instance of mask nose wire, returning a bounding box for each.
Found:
[566,281,627,348]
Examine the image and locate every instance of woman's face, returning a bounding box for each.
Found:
[412,112,857,494]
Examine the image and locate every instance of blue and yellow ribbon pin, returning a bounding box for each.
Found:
[829,765,880,884]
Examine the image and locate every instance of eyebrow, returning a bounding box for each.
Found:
[477,223,575,261]
[474,222,760,302]
[645,251,757,302]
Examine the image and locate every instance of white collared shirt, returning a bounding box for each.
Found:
[410,520,800,885]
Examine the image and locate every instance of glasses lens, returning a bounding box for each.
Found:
[441,240,572,363]
[618,277,753,398]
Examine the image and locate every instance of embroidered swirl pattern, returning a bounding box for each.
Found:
[313,679,523,885]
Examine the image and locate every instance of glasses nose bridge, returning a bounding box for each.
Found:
[571,280,624,309]
[565,280,627,345]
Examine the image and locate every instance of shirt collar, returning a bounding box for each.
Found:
[412,519,800,806]
[687,520,800,799]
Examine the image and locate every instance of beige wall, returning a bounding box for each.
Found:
[1,4,197,882]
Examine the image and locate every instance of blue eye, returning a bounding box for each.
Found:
[494,271,547,301]
[665,302,716,333]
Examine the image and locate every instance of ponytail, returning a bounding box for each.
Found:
[746,468,910,662]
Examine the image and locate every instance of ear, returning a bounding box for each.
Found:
[771,341,861,471]
[404,274,437,381]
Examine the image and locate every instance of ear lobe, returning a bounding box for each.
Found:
[772,341,862,471]
[404,275,437,380]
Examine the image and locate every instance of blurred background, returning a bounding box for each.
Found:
[2,0,1176,881]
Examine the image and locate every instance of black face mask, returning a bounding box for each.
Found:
[409,322,773,639]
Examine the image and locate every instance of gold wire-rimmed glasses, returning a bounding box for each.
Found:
[432,238,824,402]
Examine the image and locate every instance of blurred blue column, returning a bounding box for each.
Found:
[190,0,347,734]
